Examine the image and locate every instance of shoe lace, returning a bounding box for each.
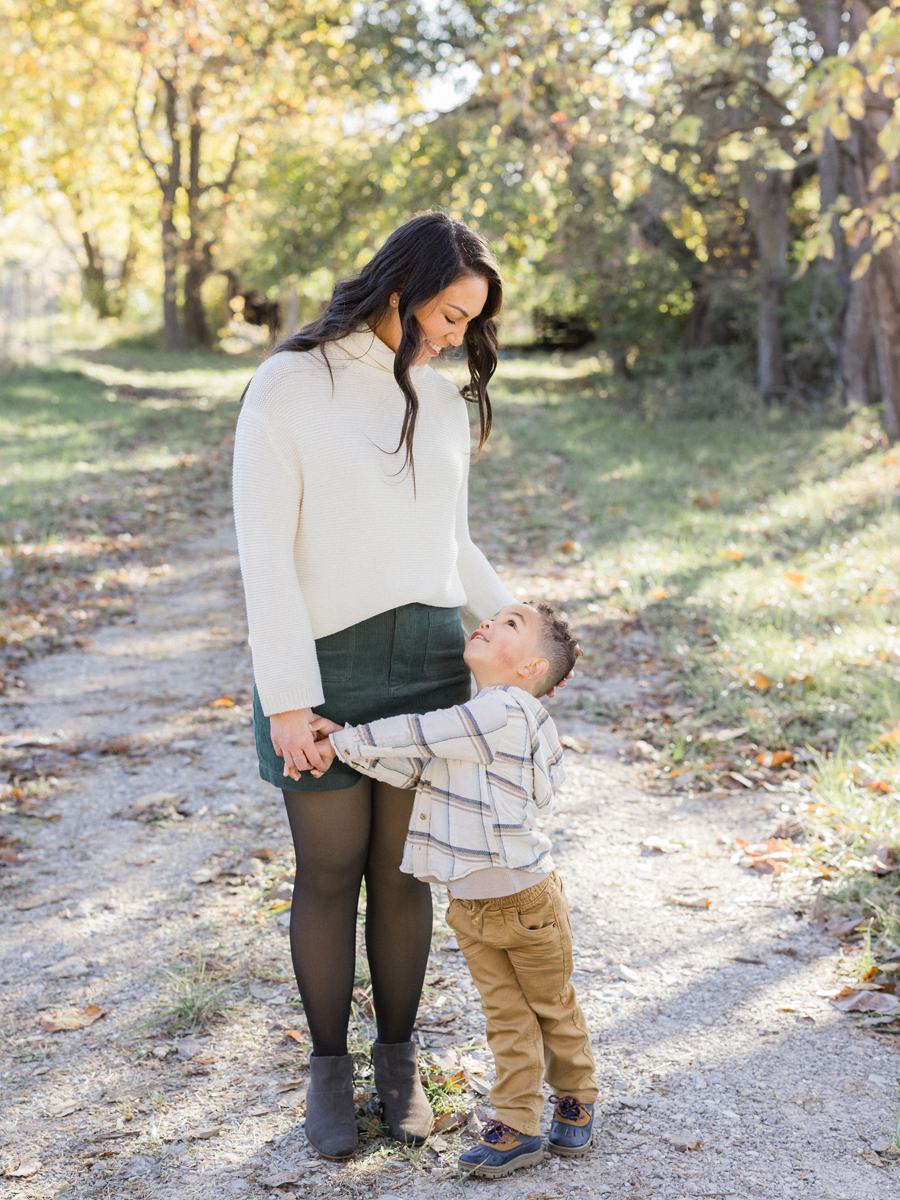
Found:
[550,1094,587,1121]
[481,1119,516,1144]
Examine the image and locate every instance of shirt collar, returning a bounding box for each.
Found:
[340,328,399,374]
[339,328,433,377]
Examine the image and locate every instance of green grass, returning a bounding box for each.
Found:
[154,950,233,1034]
[0,347,255,686]
[471,353,900,761]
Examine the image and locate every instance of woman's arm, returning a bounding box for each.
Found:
[232,404,324,716]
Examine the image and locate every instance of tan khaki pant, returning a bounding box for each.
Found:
[445,872,597,1136]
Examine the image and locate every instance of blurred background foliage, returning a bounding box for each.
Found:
[2,0,900,427]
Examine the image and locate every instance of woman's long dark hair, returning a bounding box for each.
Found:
[273,211,503,476]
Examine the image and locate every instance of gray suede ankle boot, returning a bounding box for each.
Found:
[372,1040,434,1145]
[304,1054,358,1160]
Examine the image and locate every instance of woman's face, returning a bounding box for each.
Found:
[375,274,490,364]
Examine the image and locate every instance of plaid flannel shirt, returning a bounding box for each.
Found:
[329,685,565,885]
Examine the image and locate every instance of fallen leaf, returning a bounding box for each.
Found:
[43,955,91,980]
[559,539,578,553]
[189,866,221,884]
[831,990,900,1015]
[865,780,892,794]
[712,727,749,742]
[560,734,591,753]
[182,1125,224,1140]
[606,505,623,515]
[642,837,681,854]
[692,492,719,509]
[125,791,187,823]
[860,1149,887,1167]
[827,913,868,936]
[465,1072,492,1096]
[785,674,815,685]
[284,1029,306,1044]
[724,549,743,560]
[728,771,755,788]
[1,734,59,748]
[783,571,807,588]
[663,895,712,909]
[5,1159,42,1178]
[275,1079,308,1094]
[750,672,770,691]
[646,587,668,601]
[433,1109,468,1134]
[173,1035,203,1060]
[667,1135,702,1151]
[210,696,235,708]
[40,1005,106,1033]
[47,1101,84,1118]
[261,1173,306,1189]
[756,750,794,768]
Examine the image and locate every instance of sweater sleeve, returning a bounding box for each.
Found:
[454,444,515,635]
[232,403,324,715]
[330,690,511,766]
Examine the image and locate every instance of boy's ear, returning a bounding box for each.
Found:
[516,657,549,683]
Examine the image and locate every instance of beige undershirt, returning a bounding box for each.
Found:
[421,867,549,900]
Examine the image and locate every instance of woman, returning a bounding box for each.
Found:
[233,212,516,1160]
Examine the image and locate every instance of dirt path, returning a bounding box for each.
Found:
[1,518,897,1200]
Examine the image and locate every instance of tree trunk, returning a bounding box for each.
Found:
[871,248,900,442]
[183,241,213,347]
[744,167,791,397]
[79,230,113,319]
[840,271,875,406]
[161,210,184,352]
[181,89,214,347]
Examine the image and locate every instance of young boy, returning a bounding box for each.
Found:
[311,602,597,1178]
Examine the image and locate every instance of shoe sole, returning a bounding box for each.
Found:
[467,1148,545,1178]
[548,1136,592,1158]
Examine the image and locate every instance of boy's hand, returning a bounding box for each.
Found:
[309,738,337,779]
[309,716,343,739]
[545,645,583,698]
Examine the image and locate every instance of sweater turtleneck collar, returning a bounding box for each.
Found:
[340,328,431,375]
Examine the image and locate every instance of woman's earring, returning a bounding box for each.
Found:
[391,299,398,306]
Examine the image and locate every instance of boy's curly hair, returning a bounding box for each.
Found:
[531,601,579,697]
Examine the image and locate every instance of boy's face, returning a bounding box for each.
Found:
[463,604,549,691]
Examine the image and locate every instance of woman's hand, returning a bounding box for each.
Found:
[270,708,326,781]
[545,645,584,699]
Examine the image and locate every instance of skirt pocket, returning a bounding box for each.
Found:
[315,626,357,683]
[423,607,466,681]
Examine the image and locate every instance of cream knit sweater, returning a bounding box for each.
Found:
[232,330,514,716]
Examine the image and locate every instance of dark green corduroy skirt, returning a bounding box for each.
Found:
[253,603,471,791]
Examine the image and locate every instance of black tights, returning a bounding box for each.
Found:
[282,779,433,1057]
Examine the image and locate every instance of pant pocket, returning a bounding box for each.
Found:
[514,891,559,939]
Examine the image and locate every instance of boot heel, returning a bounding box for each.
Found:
[372,1040,434,1145]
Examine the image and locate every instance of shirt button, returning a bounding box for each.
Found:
[419,814,426,820]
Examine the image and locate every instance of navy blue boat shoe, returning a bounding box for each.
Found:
[458,1119,544,1178]
[548,1095,594,1157]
